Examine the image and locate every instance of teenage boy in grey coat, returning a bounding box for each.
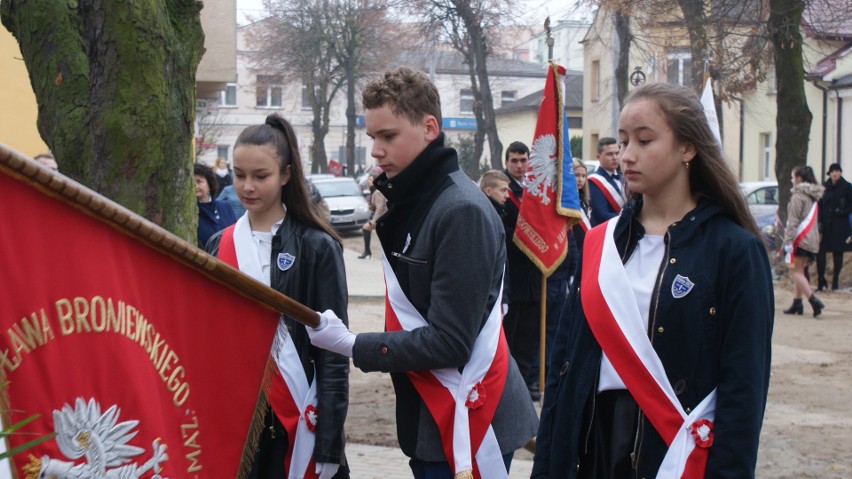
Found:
[307,67,538,478]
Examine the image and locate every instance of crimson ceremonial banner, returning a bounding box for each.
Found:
[513,63,581,276]
[0,146,305,478]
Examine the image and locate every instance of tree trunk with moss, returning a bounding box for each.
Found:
[769,0,811,226]
[1,0,205,241]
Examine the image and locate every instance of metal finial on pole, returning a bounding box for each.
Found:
[545,16,554,62]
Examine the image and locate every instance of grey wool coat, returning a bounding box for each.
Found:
[352,134,539,462]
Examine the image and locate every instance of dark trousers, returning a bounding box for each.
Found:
[503,300,540,388]
[578,390,639,479]
[409,453,513,478]
[816,249,844,289]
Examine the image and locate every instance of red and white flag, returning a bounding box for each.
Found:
[514,62,581,275]
[0,148,280,478]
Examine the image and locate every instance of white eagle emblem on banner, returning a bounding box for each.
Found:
[527,134,558,205]
[23,398,169,479]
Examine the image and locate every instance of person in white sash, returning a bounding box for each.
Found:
[780,166,824,317]
[532,82,773,478]
[588,137,625,226]
[307,67,538,479]
[206,114,350,479]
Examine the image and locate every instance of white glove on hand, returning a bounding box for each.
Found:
[316,462,340,479]
[784,244,793,254]
[307,310,355,358]
[501,303,509,316]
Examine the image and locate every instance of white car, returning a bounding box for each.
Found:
[739,181,778,218]
[739,181,780,249]
[309,177,371,232]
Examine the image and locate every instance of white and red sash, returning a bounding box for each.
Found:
[588,173,626,213]
[219,215,319,479]
[785,202,818,264]
[581,219,717,478]
[579,207,592,232]
[381,253,509,479]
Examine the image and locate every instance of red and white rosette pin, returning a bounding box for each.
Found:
[464,382,486,409]
[690,419,714,448]
[304,404,318,432]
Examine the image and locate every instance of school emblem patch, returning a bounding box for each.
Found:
[277,252,295,271]
[671,274,694,299]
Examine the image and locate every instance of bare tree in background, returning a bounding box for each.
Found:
[195,108,229,160]
[2,0,205,240]
[770,0,812,225]
[327,0,397,176]
[408,0,515,169]
[248,0,345,174]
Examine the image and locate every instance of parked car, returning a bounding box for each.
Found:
[308,176,371,232]
[739,181,779,251]
[307,180,331,222]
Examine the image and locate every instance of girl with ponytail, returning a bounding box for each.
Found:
[207,114,349,479]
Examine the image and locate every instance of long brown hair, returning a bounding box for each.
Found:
[623,83,759,238]
[235,114,341,244]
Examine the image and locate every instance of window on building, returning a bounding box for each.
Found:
[501,91,517,107]
[217,145,229,162]
[761,133,772,180]
[767,67,777,95]
[220,83,237,107]
[567,117,583,129]
[460,89,474,114]
[590,133,599,159]
[591,60,600,101]
[666,51,693,88]
[256,75,283,107]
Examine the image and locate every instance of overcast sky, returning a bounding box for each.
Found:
[236,0,594,27]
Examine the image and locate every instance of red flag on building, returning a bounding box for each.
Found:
[0,145,308,478]
[514,63,581,276]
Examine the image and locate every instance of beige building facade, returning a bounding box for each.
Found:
[0,29,48,157]
[1,1,236,163]
[581,3,852,181]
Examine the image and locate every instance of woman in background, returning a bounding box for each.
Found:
[194,162,236,247]
[782,166,824,317]
[358,174,387,259]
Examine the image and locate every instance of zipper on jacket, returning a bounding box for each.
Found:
[391,251,428,265]
[631,228,673,471]
[582,364,601,457]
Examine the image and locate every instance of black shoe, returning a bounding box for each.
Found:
[783,298,803,315]
[817,278,828,292]
[357,251,371,259]
[808,295,824,318]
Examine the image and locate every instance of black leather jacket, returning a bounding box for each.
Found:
[208,215,349,468]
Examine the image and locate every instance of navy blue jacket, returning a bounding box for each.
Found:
[197,199,236,247]
[588,166,624,226]
[533,198,774,478]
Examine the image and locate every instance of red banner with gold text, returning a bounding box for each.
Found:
[0,167,279,478]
